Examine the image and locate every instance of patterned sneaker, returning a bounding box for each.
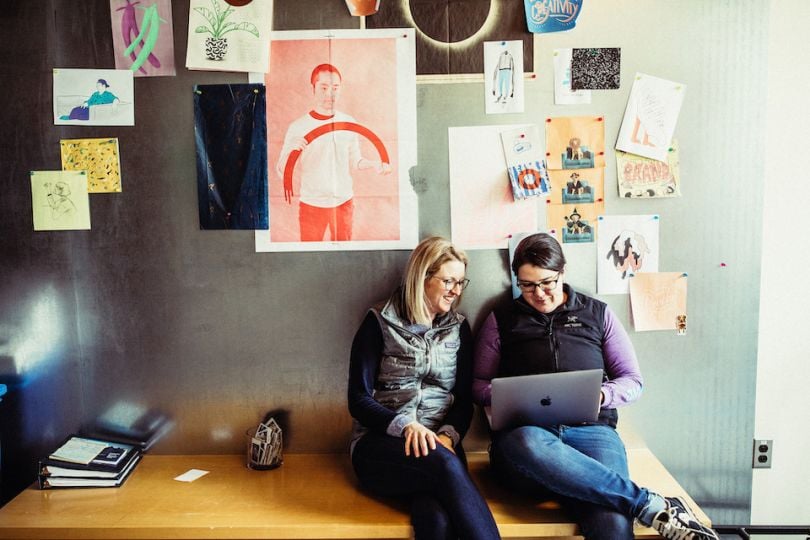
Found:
[651,496,719,540]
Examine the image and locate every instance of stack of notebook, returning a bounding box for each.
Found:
[82,404,173,452]
[38,436,142,489]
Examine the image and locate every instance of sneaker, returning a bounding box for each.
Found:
[651,496,719,540]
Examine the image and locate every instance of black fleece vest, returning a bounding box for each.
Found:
[494,285,618,427]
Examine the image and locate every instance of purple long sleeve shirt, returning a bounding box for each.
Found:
[473,308,643,408]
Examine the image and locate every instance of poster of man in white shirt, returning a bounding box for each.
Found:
[275,63,391,242]
[253,29,417,252]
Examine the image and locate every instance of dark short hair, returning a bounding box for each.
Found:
[97,79,109,87]
[511,233,566,276]
[310,64,342,86]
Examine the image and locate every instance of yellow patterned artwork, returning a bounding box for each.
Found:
[60,138,122,193]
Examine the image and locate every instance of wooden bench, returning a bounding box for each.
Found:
[0,444,711,539]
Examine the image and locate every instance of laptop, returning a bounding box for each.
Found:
[488,369,603,430]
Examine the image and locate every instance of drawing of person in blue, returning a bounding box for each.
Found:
[60,79,120,121]
[492,50,514,104]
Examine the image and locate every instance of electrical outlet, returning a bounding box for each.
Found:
[752,439,773,469]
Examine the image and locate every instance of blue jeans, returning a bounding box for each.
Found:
[496,69,512,99]
[352,432,501,540]
[490,424,649,540]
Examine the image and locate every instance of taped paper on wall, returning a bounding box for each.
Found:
[616,73,686,162]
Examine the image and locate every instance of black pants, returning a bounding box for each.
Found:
[351,432,501,540]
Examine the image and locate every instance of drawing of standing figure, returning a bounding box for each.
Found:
[492,49,514,103]
[44,181,77,219]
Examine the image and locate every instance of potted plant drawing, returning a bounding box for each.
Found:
[193,0,259,61]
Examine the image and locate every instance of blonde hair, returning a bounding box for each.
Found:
[402,236,468,326]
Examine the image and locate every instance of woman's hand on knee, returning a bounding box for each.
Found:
[403,422,437,458]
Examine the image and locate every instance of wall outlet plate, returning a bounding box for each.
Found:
[752,439,773,469]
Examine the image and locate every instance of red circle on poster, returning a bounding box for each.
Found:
[282,122,390,200]
[224,0,253,6]
[517,168,541,190]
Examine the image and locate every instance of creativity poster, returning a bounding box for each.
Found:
[186,0,272,73]
[616,73,686,162]
[597,214,660,294]
[523,0,583,33]
[449,125,538,250]
[484,40,524,114]
[545,116,605,171]
[60,138,123,193]
[110,0,176,77]
[629,272,688,332]
[617,140,681,198]
[249,29,417,252]
[30,171,91,231]
[53,68,134,126]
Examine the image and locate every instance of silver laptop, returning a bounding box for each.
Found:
[488,369,603,430]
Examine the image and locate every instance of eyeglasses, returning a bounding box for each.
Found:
[516,273,561,293]
[429,277,470,291]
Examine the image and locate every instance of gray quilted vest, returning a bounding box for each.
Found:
[370,295,464,431]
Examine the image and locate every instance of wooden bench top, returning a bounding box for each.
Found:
[0,450,710,539]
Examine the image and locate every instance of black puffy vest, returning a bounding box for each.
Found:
[494,284,618,427]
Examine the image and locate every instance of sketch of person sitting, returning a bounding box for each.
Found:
[568,172,584,194]
[563,172,594,203]
[569,137,585,161]
[60,79,120,121]
[562,137,594,169]
[44,181,77,219]
[562,208,593,243]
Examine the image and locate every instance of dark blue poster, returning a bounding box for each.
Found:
[194,83,269,230]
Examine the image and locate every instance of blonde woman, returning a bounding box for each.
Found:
[348,237,500,540]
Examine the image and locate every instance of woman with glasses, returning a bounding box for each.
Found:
[348,236,501,540]
[472,233,718,540]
